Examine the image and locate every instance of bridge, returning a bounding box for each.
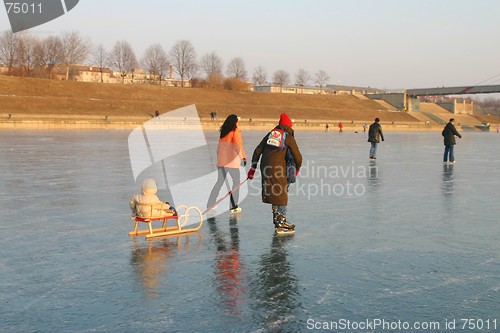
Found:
[406,85,500,97]
[366,84,500,115]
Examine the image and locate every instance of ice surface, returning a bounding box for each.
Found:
[0,129,498,332]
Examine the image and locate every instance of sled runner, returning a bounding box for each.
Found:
[129,203,203,239]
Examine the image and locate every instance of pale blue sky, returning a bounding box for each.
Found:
[1,0,500,89]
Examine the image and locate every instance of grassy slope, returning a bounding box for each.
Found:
[3,75,497,124]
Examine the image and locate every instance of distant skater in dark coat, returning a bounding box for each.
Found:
[368,118,384,159]
[442,118,462,164]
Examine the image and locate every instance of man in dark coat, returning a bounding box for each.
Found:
[368,118,384,159]
[247,113,302,232]
[442,118,462,163]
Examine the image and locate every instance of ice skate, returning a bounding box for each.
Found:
[206,209,217,217]
[275,227,295,235]
[230,206,242,214]
[274,213,295,234]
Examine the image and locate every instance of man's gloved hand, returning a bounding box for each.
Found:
[247,167,256,180]
[242,158,247,167]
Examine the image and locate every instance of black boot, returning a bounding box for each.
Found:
[275,213,295,230]
[272,205,280,226]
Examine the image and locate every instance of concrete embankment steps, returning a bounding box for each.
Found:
[372,99,397,111]
[420,102,449,114]
[416,102,487,130]
[421,112,447,125]
[432,113,482,126]
[407,111,439,125]
[353,92,370,100]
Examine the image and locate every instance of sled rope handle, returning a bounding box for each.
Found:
[202,178,249,215]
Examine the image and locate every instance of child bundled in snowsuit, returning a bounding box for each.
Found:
[130,178,175,218]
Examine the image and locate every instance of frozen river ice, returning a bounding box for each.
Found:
[0,129,498,332]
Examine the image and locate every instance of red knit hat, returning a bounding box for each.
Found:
[279,113,292,127]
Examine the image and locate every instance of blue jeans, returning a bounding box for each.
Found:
[272,205,287,215]
[369,142,377,158]
[443,145,455,162]
[207,167,240,209]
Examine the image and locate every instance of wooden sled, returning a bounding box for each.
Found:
[129,204,203,239]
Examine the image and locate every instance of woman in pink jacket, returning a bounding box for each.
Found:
[207,114,247,213]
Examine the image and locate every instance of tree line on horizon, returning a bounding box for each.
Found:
[2,30,499,116]
[0,30,331,91]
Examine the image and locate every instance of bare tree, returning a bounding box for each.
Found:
[315,70,330,88]
[295,68,311,86]
[252,66,267,86]
[200,51,223,79]
[200,51,223,88]
[476,97,500,116]
[110,40,138,83]
[60,31,91,80]
[142,43,169,84]
[39,35,62,79]
[272,70,289,92]
[169,40,197,87]
[92,44,108,83]
[16,32,38,76]
[226,57,247,80]
[0,30,19,74]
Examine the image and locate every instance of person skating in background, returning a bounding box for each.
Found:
[368,117,384,159]
[338,121,344,132]
[442,118,462,164]
[247,113,302,233]
[207,114,247,214]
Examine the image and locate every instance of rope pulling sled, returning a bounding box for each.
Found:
[129,178,248,239]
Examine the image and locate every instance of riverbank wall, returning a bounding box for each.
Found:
[0,113,452,131]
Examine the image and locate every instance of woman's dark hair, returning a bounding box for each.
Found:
[220,114,239,138]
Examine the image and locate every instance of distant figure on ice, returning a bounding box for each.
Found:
[247,113,302,233]
[338,121,344,132]
[363,123,368,132]
[368,118,384,160]
[442,118,462,164]
[130,178,175,218]
[207,114,247,214]
[325,123,330,132]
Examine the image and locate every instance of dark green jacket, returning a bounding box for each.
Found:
[442,122,461,145]
[368,122,384,143]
